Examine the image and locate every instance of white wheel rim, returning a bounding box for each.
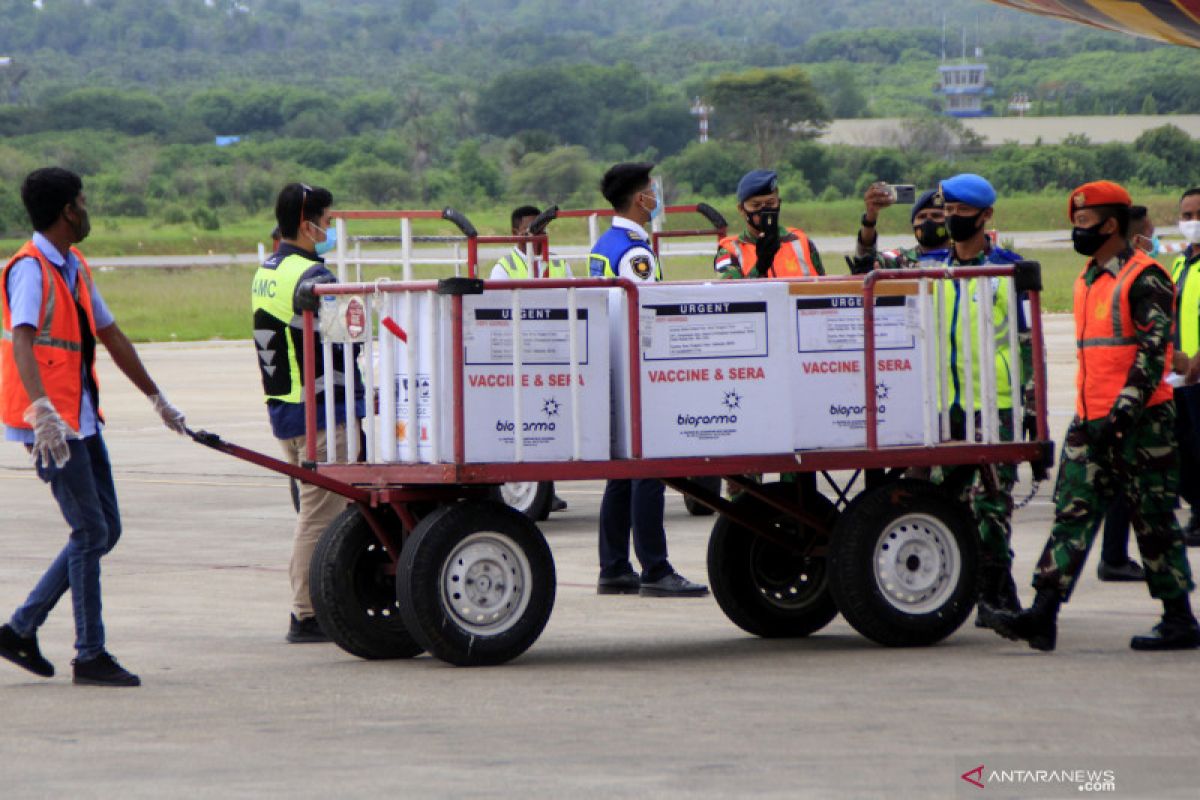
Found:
[441,531,532,636]
[499,482,538,513]
[872,513,961,614]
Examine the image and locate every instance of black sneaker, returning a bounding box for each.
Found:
[597,572,640,595]
[0,624,54,678]
[73,651,140,687]
[551,496,568,513]
[639,572,709,598]
[287,614,329,643]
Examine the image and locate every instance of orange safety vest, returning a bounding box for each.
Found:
[1073,250,1174,421]
[0,241,102,432]
[719,227,819,278]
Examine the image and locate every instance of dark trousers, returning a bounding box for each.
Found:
[9,435,122,660]
[598,479,671,581]
[1100,495,1132,565]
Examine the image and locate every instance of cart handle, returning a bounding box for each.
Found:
[441,207,478,238]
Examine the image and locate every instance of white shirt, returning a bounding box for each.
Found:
[609,216,660,283]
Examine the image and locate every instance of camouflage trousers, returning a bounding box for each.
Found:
[1034,402,1195,601]
[938,408,1017,568]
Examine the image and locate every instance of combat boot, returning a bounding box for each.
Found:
[1130,595,1200,651]
[975,565,1022,630]
[993,587,1060,651]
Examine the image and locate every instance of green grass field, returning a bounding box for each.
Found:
[92,246,1086,342]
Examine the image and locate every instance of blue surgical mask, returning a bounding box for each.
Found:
[1149,234,1162,257]
[314,223,337,256]
[647,185,664,222]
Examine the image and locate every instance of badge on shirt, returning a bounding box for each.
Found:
[631,255,653,279]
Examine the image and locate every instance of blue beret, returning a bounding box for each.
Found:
[940,173,996,209]
[910,189,943,224]
[737,169,778,203]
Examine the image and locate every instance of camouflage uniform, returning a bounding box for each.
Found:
[848,243,949,274]
[1034,251,1195,600]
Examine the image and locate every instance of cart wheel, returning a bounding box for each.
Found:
[683,476,722,516]
[828,480,978,647]
[397,500,556,666]
[309,506,423,660]
[490,481,554,521]
[707,482,839,638]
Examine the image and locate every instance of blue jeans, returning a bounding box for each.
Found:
[598,479,671,581]
[9,435,122,660]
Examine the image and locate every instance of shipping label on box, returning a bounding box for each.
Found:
[612,283,795,458]
[383,288,610,463]
[459,290,609,463]
[790,283,931,449]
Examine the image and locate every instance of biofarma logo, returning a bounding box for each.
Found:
[677,390,742,428]
[960,763,1117,792]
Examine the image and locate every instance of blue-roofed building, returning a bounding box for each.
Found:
[936,63,993,118]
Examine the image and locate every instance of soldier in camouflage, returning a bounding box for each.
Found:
[849,183,950,274]
[995,181,1200,652]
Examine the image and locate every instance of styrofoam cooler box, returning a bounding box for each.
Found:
[382,288,610,463]
[789,282,932,449]
[611,282,795,458]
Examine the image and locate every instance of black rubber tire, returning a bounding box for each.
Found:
[707,482,840,638]
[828,479,979,647]
[490,481,555,521]
[309,506,423,660]
[397,500,556,666]
[682,476,722,516]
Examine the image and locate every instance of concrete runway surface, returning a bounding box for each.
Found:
[1,316,1197,799]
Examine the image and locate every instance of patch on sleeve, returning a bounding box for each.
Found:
[630,254,653,279]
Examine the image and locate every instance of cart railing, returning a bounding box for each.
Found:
[302,260,1049,478]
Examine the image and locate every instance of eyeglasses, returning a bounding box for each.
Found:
[298,183,312,229]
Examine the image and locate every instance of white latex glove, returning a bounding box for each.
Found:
[150,392,187,434]
[23,397,74,469]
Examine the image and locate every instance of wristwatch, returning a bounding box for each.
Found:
[860,214,877,228]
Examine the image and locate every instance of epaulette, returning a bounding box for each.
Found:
[988,247,1022,264]
[626,230,645,242]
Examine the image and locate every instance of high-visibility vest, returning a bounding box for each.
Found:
[496,248,569,279]
[252,252,328,405]
[589,226,662,281]
[718,228,819,278]
[0,241,102,432]
[1074,250,1175,421]
[1172,251,1200,357]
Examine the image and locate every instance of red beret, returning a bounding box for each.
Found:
[1068,181,1132,223]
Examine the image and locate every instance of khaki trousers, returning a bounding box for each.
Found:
[277,425,349,620]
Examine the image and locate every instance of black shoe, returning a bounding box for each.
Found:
[1186,527,1200,548]
[993,588,1060,651]
[1131,595,1200,651]
[550,496,568,513]
[639,572,709,598]
[73,651,140,687]
[597,572,640,595]
[0,624,54,678]
[287,614,329,643]
[1097,559,1145,582]
[975,566,1021,630]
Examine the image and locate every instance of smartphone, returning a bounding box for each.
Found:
[885,184,916,204]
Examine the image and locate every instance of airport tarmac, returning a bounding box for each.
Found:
[1,315,1197,799]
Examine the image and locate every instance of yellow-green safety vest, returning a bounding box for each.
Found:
[1172,252,1200,357]
[943,275,1016,412]
[251,253,316,404]
[497,249,569,279]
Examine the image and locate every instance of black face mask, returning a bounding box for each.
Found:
[1072,222,1110,257]
[946,212,982,243]
[748,207,780,236]
[66,204,91,242]
[914,219,949,249]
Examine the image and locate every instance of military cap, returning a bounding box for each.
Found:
[1067,181,1132,223]
[600,162,655,207]
[736,169,779,203]
[910,188,943,224]
[939,173,996,209]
